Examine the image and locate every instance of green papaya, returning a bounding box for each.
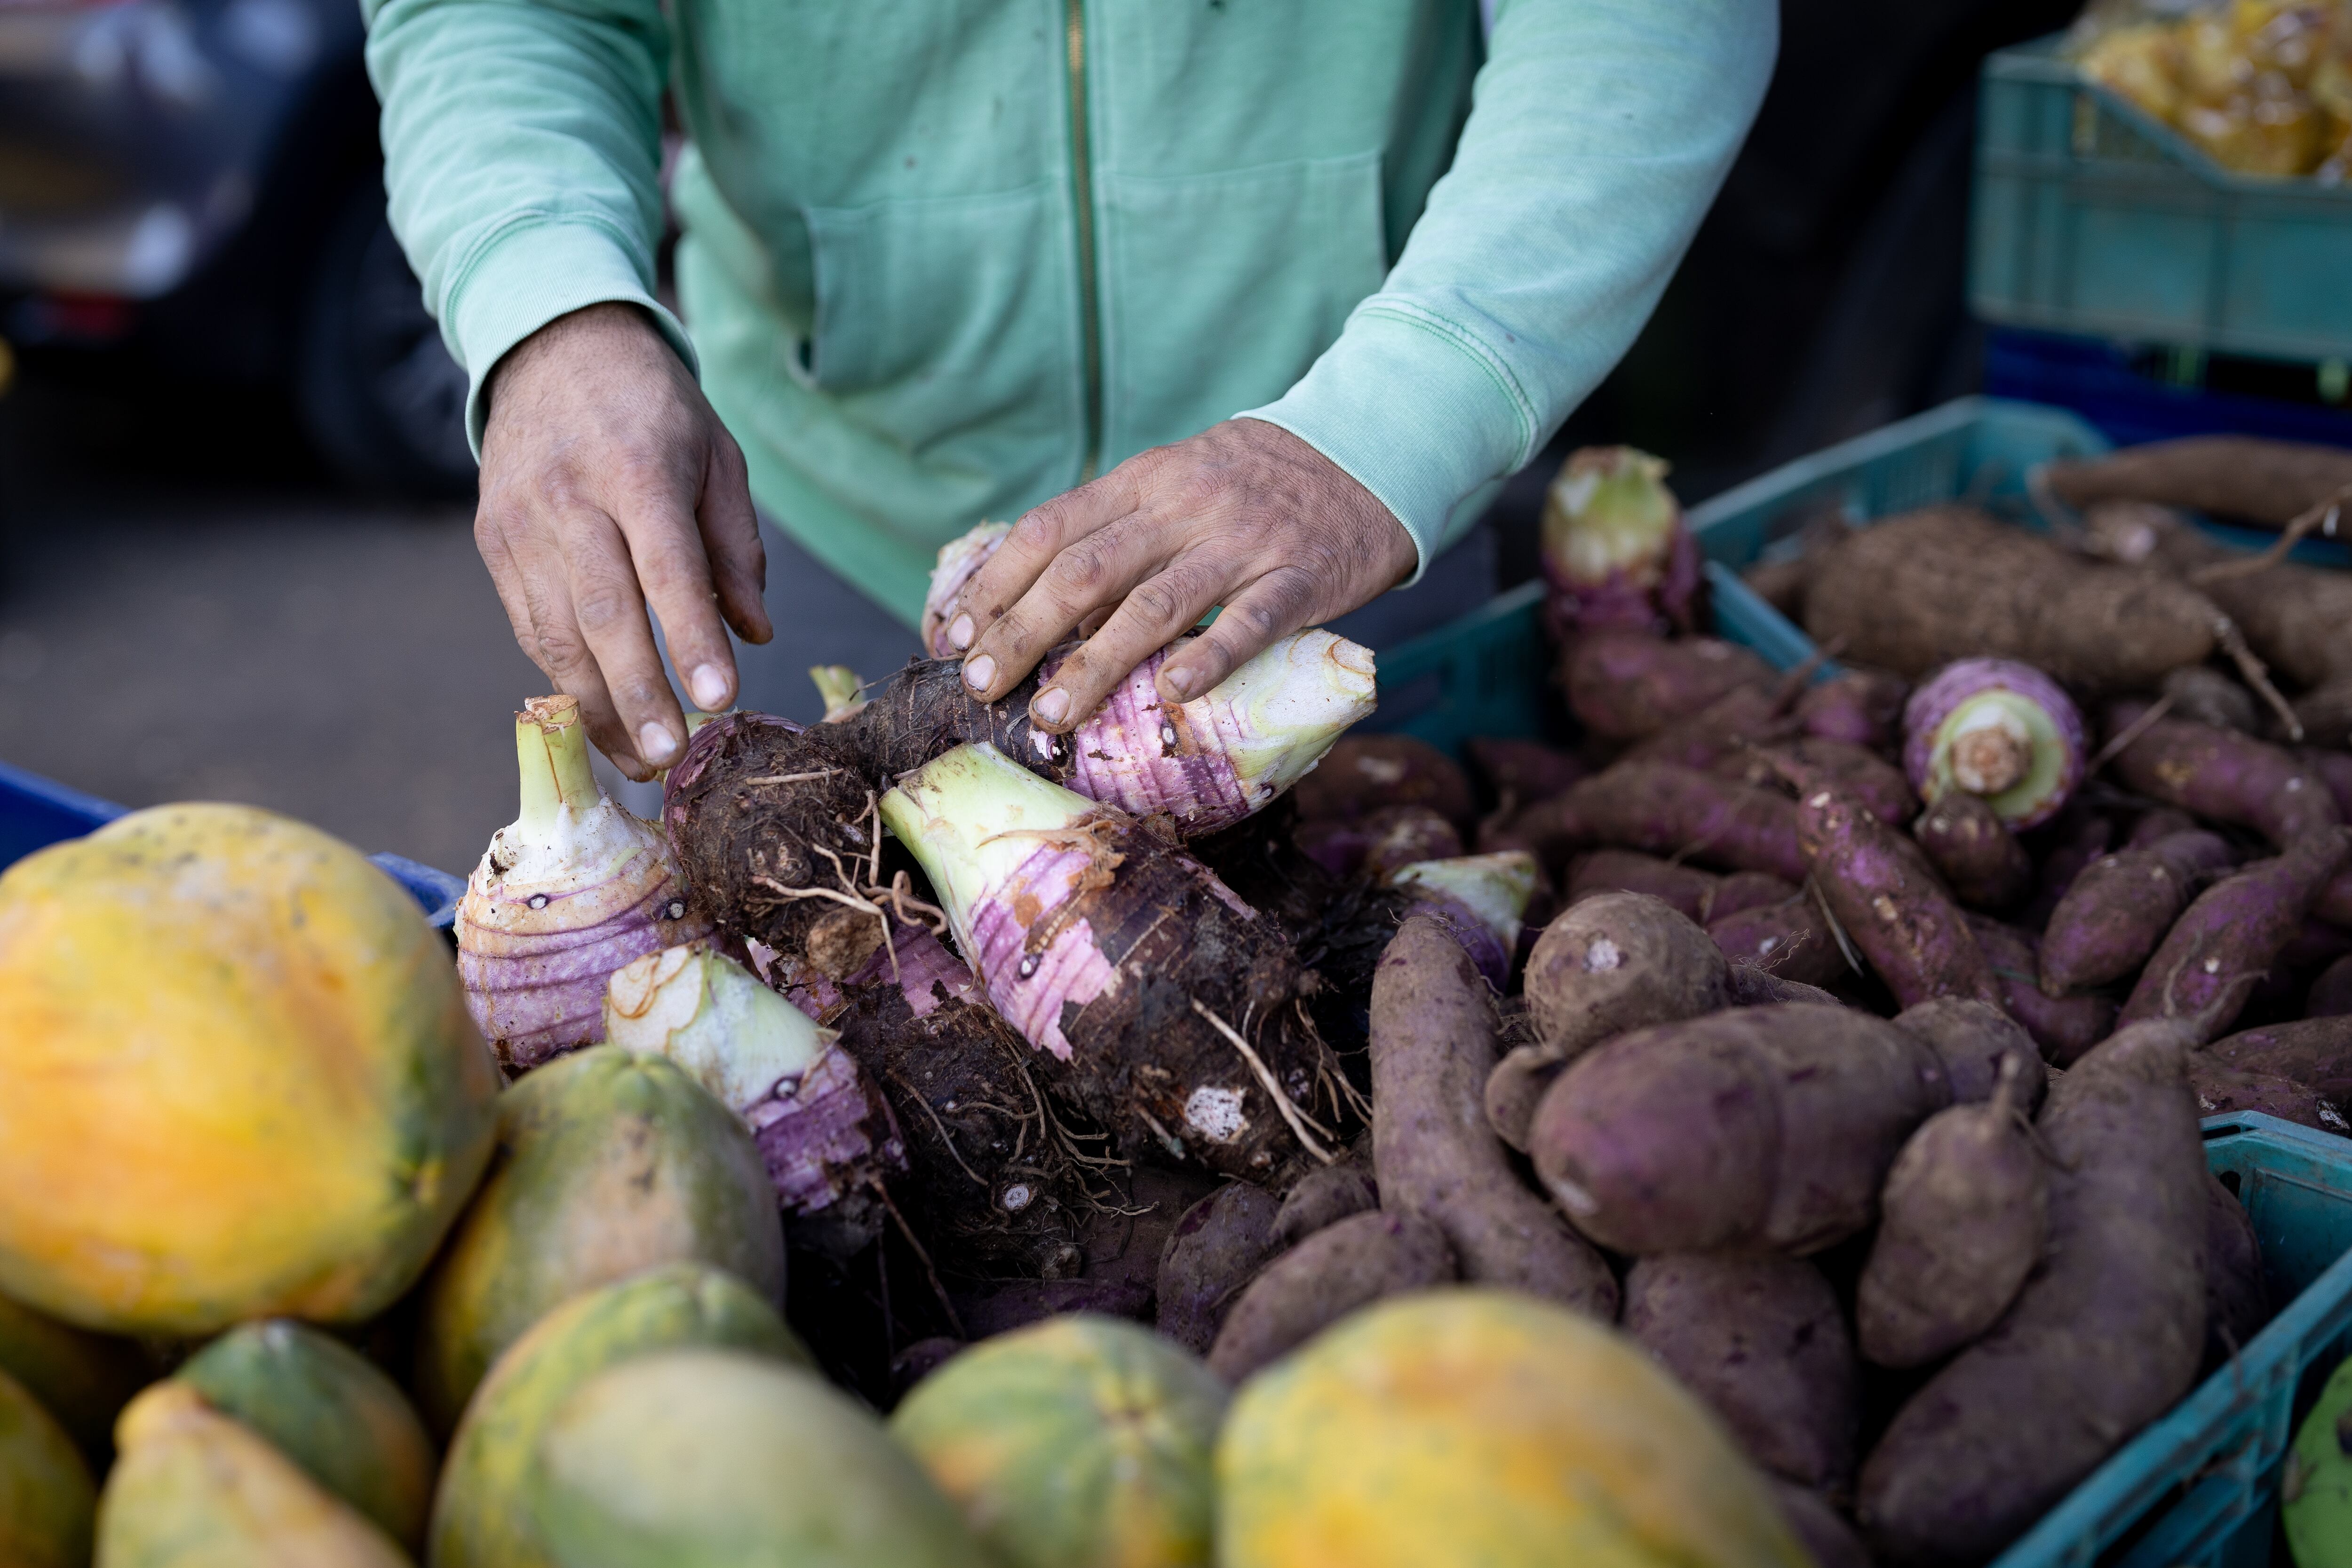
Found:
[95,1380,410,1568]
[528,1348,985,1568]
[176,1320,435,1552]
[0,1289,152,1464]
[412,1046,786,1433]
[2287,1354,2352,1565]
[429,1262,809,1568]
[890,1315,1227,1568]
[0,1364,94,1568]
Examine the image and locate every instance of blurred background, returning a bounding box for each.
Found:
[2,0,2347,872]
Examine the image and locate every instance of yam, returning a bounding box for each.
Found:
[1371,915,1618,1317]
[2043,434,2352,528]
[2116,829,2352,1041]
[2202,1016,2352,1104]
[1290,736,1473,831]
[2114,497,2352,690]
[1623,1254,1859,1489]
[1890,998,2045,1109]
[1968,916,2118,1067]
[2038,830,2237,995]
[1204,1211,1454,1383]
[1912,790,2033,912]
[1266,1161,1379,1251]
[1855,1016,2209,1568]
[1561,628,1774,741]
[1154,1184,1284,1355]
[2160,665,2259,735]
[1709,896,1850,990]
[2189,1062,2347,1135]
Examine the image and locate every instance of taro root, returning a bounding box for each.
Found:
[457,696,710,1072]
[1539,444,1701,636]
[1901,658,2086,831]
[1386,851,1541,989]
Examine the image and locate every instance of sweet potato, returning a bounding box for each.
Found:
[1466,736,1586,809]
[2126,807,2203,849]
[2202,1172,2270,1365]
[1891,998,2045,1109]
[1797,668,1910,753]
[1372,915,1618,1316]
[1624,684,1800,772]
[2038,830,2238,994]
[1855,1016,2209,1568]
[1857,1059,2047,1370]
[1912,790,2033,912]
[2161,665,2259,734]
[1295,802,1461,881]
[1560,627,1775,740]
[1967,916,2116,1066]
[1804,507,2222,689]
[1774,1484,1873,1568]
[1715,870,1803,921]
[1726,966,1845,1008]
[956,1278,1154,1339]
[2188,1062,2347,1134]
[1780,758,2002,1010]
[1528,1004,1950,1256]
[2017,802,2117,932]
[1722,736,1920,828]
[1623,1254,1860,1488]
[2118,501,2352,691]
[2309,749,2352,822]
[1497,760,1811,882]
[1291,734,1474,830]
[1566,849,1719,924]
[1204,1210,1454,1382]
[2298,674,2352,749]
[2201,1015,2352,1104]
[2117,829,2352,1040]
[1488,893,1733,1149]
[1266,1159,1379,1251]
[2105,706,2342,849]
[1708,896,1851,990]
[2044,434,2352,528]
[1154,1182,1284,1354]
[1743,555,1814,620]
[2313,954,2352,1017]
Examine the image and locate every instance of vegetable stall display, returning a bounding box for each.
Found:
[0,435,2350,1568]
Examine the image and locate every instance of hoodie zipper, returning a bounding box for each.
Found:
[1064,0,1103,481]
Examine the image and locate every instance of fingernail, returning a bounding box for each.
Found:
[639,721,679,765]
[688,664,730,712]
[1164,666,1198,700]
[1034,687,1070,726]
[948,614,974,651]
[963,654,996,694]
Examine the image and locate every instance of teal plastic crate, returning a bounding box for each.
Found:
[1971,34,2352,364]
[1372,395,2113,753]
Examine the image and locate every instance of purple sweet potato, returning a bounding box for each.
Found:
[1714,870,1802,920]
[1855,1016,2209,1568]
[2201,1016,2352,1104]
[2202,1172,2270,1364]
[1528,1003,1950,1256]
[2126,807,2203,849]
[2039,830,2238,995]
[1566,849,1719,924]
[2308,748,2352,822]
[2188,1062,2347,1135]
[1708,895,1851,990]
[1624,684,1800,772]
[1857,1059,2047,1369]
[1373,915,1619,1316]
[1466,736,1586,809]
[2161,665,2259,734]
[2106,707,2343,849]
[1291,734,1474,831]
[1797,668,1911,753]
[1968,915,2117,1067]
[1154,1182,1284,1354]
[2313,954,2352,1017]
[955,1278,1155,1339]
[1487,892,1733,1149]
[1891,997,2046,1109]
[1358,804,1465,881]
[2117,829,2352,1040]
[1722,736,1921,828]
[1912,790,2033,912]
[1726,966,1846,1008]
[2323,865,2352,928]
[1266,1159,1379,1251]
[1780,759,2002,1011]
[1204,1210,1455,1382]
[1774,1484,1874,1568]
[2017,802,2117,932]
[1560,627,1775,741]
[1623,1254,1860,1488]
[1494,760,1810,882]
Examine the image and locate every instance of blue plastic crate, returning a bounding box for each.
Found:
[1984,328,2352,451]
[0,758,465,928]
[1970,34,2352,364]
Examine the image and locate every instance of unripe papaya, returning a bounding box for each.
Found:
[1216,1290,1810,1568]
[2286,1353,2352,1565]
[177,1320,435,1552]
[429,1262,809,1568]
[96,1380,410,1568]
[412,1046,787,1433]
[0,1291,152,1464]
[891,1315,1226,1568]
[0,1364,94,1568]
[0,804,500,1335]
[527,1349,983,1568]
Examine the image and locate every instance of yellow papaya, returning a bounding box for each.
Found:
[1216,1290,1810,1568]
[0,1290,153,1464]
[177,1320,436,1552]
[95,1381,411,1568]
[528,1349,985,1568]
[0,1364,94,1568]
[412,1045,787,1433]
[890,1315,1226,1568]
[429,1261,809,1568]
[0,804,500,1336]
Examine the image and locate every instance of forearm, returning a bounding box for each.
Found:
[1242,0,1778,575]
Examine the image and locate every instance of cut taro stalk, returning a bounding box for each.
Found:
[603,941,907,1258]
[879,743,1346,1182]
[1901,658,2087,831]
[457,695,710,1073]
[1387,852,1542,989]
[1540,445,1701,636]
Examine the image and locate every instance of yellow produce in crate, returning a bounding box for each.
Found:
[1216,1290,1809,1568]
[2076,0,2352,177]
[0,803,500,1335]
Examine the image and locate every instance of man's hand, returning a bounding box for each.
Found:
[944,419,1416,732]
[475,302,769,779]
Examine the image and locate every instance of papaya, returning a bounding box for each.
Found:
[177,1320,435,1552]
[1216,1290,1811,1568]
[527,1348,984,1568]
[2285,1353,2352,1564]
[429,1261,809,1568]
[0,804,500,1336]
[890,1315,1226,1568]
[95,1380,411,1568]
[0,1364,94,1568]
[0,1290,153,1464]
[412,1045,786,1433]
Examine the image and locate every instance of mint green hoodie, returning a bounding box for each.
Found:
[365,0,1775,626]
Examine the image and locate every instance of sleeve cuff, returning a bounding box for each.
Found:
[1236,301,1538,584]
[444,216,698,456]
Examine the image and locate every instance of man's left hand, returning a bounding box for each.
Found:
[944,418,1416,732]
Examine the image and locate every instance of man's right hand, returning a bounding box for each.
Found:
[475,301,770,779]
